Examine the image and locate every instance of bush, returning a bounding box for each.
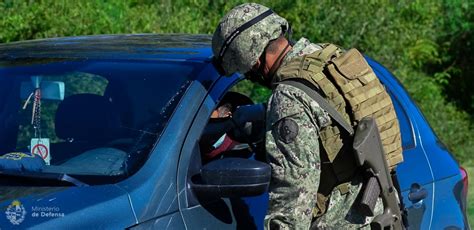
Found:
[1,0,472,161]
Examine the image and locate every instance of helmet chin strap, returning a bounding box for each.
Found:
[265,41,291,86]
[248,40,291,88]
[244,27,292,87]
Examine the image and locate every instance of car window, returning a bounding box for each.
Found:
[0,60,203,182]
[186,84,267,228]
[198,90,266,165]
[16,73,107,150]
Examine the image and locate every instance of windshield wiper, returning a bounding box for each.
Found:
[0,171,89,187]
[60,174,88,186]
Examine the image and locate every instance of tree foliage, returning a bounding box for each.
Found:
[1,0,472,161]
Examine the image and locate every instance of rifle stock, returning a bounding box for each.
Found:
[353,117,404,230]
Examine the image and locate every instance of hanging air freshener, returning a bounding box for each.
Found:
[28,76,51,165]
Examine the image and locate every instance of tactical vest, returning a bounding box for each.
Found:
[275,44,403,216]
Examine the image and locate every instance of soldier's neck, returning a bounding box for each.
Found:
[264,41,292,80]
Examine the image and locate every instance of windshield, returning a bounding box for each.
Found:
[0,60,203,181]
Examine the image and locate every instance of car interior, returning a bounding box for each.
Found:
[0,67,271,188]
[182,89,269,229]
[43,93,128,175]
[0,70,190,178]
[198,91,266,165]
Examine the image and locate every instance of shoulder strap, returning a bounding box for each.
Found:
[277,79,354,135]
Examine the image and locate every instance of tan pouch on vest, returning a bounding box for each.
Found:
[326,48,403,168]
[276,44,404,216]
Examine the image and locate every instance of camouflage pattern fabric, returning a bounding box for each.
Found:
[264,82,329,229]
[314,181,383,229]
[264,38,383,229]
[212,3,288,76]
[211,3,384,229]
[281,38,322,65]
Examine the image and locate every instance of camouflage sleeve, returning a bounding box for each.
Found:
[264,84,331,230]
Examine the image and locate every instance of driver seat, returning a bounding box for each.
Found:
[50,93,124,164]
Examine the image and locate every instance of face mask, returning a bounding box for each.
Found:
[244,40,291,88]
[244,50,272,87]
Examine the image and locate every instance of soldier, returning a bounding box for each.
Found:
[212,3,385,230]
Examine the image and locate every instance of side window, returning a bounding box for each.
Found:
[228,79,271,104]
[199,92,253,163]
[183,83,269,229]
[198,90,265,165]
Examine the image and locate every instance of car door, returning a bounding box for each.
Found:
[389,90,435,229]
[177,74,268,230]
[369,58,435,229]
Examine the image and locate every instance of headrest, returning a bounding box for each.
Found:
[55,94,121,141]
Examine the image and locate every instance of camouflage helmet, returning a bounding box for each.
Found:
[212,3,288,76]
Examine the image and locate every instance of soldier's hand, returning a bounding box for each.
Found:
[231,103,265,126]
[230,103,266,142]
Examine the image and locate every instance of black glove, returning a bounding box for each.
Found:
[231,104,265,125]
[200,103,266,151]
[229,103,266,142]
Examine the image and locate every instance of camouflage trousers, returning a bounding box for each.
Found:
[264,174,383,230]
[312,183,383,229]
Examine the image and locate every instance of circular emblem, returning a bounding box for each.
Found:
[32,144,49,160]
[275,117,299,144]
[5,200,26,225]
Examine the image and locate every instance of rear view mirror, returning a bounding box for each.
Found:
[20,80,65,101]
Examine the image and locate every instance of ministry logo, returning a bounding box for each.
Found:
[5,200,26,225]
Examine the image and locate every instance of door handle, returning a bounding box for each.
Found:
[408,183,428,203]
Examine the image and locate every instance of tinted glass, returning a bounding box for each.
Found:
[0,60,203,180]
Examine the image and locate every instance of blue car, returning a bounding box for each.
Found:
[0,34,468,229]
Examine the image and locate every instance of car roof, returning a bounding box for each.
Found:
[0,34,213,65]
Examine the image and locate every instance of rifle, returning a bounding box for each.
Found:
[278,80,406,229]
[353,117,405,230]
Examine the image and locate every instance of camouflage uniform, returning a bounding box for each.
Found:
[211,3,382,230]
[264,38,382,229]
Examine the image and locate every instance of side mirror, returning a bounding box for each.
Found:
[192,158,271,198]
